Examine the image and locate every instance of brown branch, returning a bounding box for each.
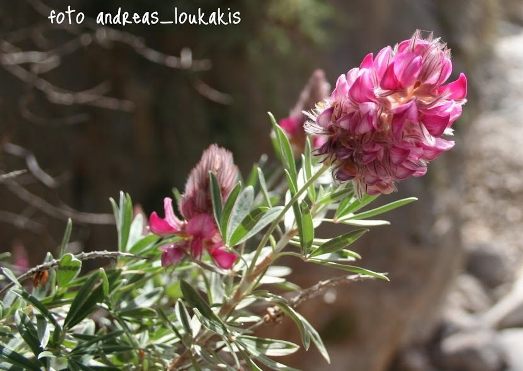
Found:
[2,177,115,225]
[0,250,149,296]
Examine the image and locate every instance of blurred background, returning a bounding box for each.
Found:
[1,0,523,370]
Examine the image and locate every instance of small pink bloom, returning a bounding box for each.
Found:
[149,145,240,269]
[279,70,331,153]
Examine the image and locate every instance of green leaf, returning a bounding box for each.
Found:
[59,218,73,257]
[16,312,43,357]
[303,137,317,201]
[336,219,390,227]
[129,234,159,255]
[308,260,389,280]
[277,304,330,364]
[300,202,314,254]
[64,272,105,329]
[174,299,192,336]
[309,229,368,258]
[257,167,272,207]
[230,206,283,246]
[57,253,82,287]
[335,195,379,219]
[0,344,40,370]
[269,112,297,183]
[238,335,299,357]
[180,281,221,325]
[0,267,20,286]
[226,186,254,243]
[347,197,417,220]
[219,182,242,238]
[110,192,134,252]
[209,172,223,226]
[12,290,61,331]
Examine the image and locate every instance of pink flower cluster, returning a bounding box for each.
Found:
[149,145,239,269]
[305,31,467,195]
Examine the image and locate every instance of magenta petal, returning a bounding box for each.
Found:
[161,245,184,266]
[380,63,400,90]
[316,107,333,128]
[163,197,183,230]
[349,70,375,103]
[360,53,374,69]
[210,247,237,269]
[186,214,216,239]
[394,53,422,87]
[422,138,455,160]
[149,212,180,236]
[374,46,392,80]
[279,116,300,136]
[332,74,349,99]
[440,73,467,100]
[390,146,410,165]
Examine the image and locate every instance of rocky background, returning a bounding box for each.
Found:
[1,0,523,370]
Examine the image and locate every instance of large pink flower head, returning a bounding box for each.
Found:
[305,30,467,195]
[149,145,239,269]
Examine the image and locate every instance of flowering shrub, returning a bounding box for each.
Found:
[0,31,466,370]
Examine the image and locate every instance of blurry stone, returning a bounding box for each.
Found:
[439,330,505,371]
[447,274,493,313]
[466,243,509,288]
[482,267,523,329]
[498,329,523,371]
[439,307,481,338]
[391,347,437,371]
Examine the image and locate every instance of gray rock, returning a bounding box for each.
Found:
[439,330,505,371]
[482,269,523,329]
[498,329,523,371]
[446,274,493,313]
[466,243,509,289]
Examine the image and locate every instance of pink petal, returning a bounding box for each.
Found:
[349,70,375,103]
[186,214,217,239]
[390,146,410,165]
[360,53,374,69]
[332,74,349,99]
[279,116,300,136]
[380,63,400,90]
[163,197,183,230]
[422,138,455,160]
[393,53,422,88]
[161,245,184,266]
[149,212,180,236]
[439,73,467,100]
[374,46,393,80]
[316,107,333,128]
[391,100,418,138]
[209,247,237,269]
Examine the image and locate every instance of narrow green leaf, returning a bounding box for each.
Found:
[174,299,192,336]
[180,281,221,324]
[309,229,369,258]
[59,218,73,257]
[238,335,299,357]
[12,290,61,331]
[348,197,417,220]
[64,272,104,329]
[226,186,254,244]
[230,206,283,246]
[209,172,223,226]
[16,312,42,357]
[257,167,272,207]
[219,182,242,238]
[336,194,378,218]
[1,267,20,286]
[57,253,82,287]
[308,260,389,280]
[0,344,40,370]
[129,234,159,255]
[300,202,314,254]
[269,112,297,182]
[337,219,390,227]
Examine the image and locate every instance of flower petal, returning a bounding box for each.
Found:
[209,246,237,269]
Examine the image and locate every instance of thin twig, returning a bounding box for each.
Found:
[0,250,149,296]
